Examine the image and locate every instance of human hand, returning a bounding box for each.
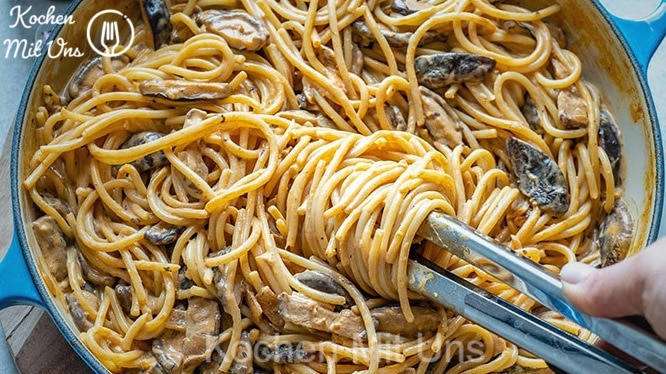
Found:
[560,238,666,340]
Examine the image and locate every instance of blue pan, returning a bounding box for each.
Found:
[1,0,665,372]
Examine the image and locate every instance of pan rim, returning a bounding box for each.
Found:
[8,1,664,373]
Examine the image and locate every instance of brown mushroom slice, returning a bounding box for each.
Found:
[121,132,169,173]
[195,9,269,51]
[41,193,72,219]
[66,295,94,332]
[318,46,347,93]
[115,284,133,314]
[165,307,187,332]
[557,87,588,129]
[140,0,172,49]
[78,251,115,287]
[521,95,543,134]
[598,198,634,267]
[152,332,185,372]
[390,0,430,15]
[278,293,440,342]
[419,86,463,148]
[350,42,365,76]
[145,221,183,246]
[255,286,285,329]
[277,292,366,340]
[351,19,443,48]
[139,79,236,101]
[228,331,254,374]
[385,104,407,131]
[506,137,570,216]
[66,57,128,102]
[32,215,68,281]
[415,53,496,90]
[181,297,221,371]
[598,108,623,182]
[370,305,441,337]
[294,270,354,308]
[153,297,221,372]
[174,148,209,199]
[264,343,313,365]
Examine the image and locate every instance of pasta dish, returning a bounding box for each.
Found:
[25,0,632,372]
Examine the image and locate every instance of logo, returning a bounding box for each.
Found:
[86,10,134,58]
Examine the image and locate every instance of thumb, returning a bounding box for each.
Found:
[560,240,666,339]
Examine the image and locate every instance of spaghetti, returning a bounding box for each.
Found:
[25,0,627,372]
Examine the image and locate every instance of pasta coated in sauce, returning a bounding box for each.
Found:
[25,0,630,372]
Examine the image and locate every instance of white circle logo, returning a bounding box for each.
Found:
[86,10,135,58]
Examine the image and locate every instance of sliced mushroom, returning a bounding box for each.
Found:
[278,293,440,341]
[255,286,285,329]
[278,292,365,340]
[121,132,169,173]
[174,148,209,199]
[115,284,133,314]
[66,57,128,102]
[165,307,188,332]
[32,215,68,281]
[186,297,221,336]
[598,198,634,267]
[140,0,172,49]
[294,270,354,308]
[214,263,243,315]
[318,46,347,93]
[182,297,221,371]
[521,95,543,134]
[196,9,270,51]
[66,294,93,332]
[351,19,443,48]
[557,87,588,129]
[136,354,168,374]
[265,343,313,365]
[152,332,185,372]
[178,266,194,291]
[139,79,236,101]
[350,42,364,76]
[153,297,221,372]
[390,0,429,15]
[385,104,407,131]
[419,86,463,148]
[506,137,570,216]
[598,108,623,183]
[41,193,71,218]
[369,305,442,337]
[78,251,115,287]
[145,221,183,246]
[228,331,254,374]
[66,57,101,102]
[415,53,496,90]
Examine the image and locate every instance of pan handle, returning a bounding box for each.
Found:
[599,0,666,74]
[0,233,44,309]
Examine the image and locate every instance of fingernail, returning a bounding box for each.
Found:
[560,262,594,284]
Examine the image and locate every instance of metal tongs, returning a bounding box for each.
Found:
[409,211,666,373]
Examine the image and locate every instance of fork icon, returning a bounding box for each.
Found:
[100,21,120,56]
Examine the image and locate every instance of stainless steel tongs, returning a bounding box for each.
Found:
[408,211,666,373]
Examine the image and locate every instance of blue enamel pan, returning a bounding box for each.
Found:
[1,0,665,372]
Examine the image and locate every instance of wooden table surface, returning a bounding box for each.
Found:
[1,0,666,373]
